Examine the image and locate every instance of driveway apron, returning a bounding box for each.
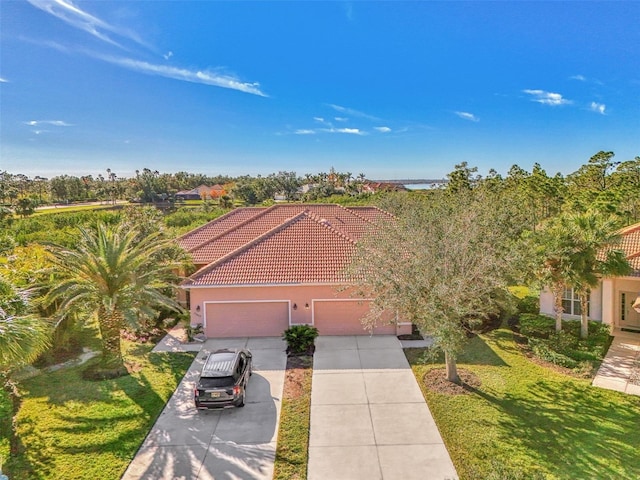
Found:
[122,337,286,480]
[308,335,458,480]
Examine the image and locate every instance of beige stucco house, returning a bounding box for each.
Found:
[539,221,640,331]
[178,204,412,338]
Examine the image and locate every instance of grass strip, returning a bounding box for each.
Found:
[405,326,640,480]
[273,355,313,480]
[5,341,195,480]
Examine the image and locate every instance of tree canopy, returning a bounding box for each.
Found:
[350,190,522,382]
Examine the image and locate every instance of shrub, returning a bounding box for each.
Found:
[186,323,203,342]
[282,325,319,355]
[517,295,539,314]
[528,338,578,368]
[518,314,554,339]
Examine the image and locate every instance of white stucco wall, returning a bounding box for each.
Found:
[539,282,603,322]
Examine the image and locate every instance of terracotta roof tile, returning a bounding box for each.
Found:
[188,204,382,265]
[177,207,266,251]
[618,222,640,277]
[185,213,359,286]
[180,204,387,286]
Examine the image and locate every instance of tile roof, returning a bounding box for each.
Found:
[177,207,267,251]
[618,222,640,277]
[180,204,391,286]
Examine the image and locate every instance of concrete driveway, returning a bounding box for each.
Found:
[122,337,286,480]
[307,336,458,480]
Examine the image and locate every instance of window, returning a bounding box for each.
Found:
[562,288,589,316]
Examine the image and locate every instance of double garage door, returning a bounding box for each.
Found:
[313,300,396,335]
[204,299,396,337]
[204,301,289,338]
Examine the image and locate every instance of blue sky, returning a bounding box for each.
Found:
[1,1,639,180]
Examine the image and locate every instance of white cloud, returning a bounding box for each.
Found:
[523,89,571,106]
[454,111,479,122]
[374,126,392,133]
[0,77,8,83]
[293,126,366,136]
[334,117,348,122]
[95,54,267,96]
[335,128,363,135]
[24,120,73,126]
[570,74,586,81]
[590,102,606,115]
[313,117,326,123]
[327,104,380,121]
[163,51,173,60]
[27,0,146,49]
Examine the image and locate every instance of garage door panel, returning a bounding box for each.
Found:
[205,301,289,337]
[314,300,396,335]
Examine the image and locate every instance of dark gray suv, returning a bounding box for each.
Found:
[194,348,252,409]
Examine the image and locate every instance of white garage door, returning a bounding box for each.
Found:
[204,301,290,337]
[313,300,396,335]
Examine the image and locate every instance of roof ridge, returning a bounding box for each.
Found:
[347,205,396,220]
[186,205,281,253]
[619,221,640,236]
[183,211,309,285]
[305,210,358,244]
[176,207,252,250]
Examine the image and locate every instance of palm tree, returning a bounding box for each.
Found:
[530,216,575,332]
[0,276,51,369]
[0,276,50,459]
[45,223,184,375]
[564,212,632,338]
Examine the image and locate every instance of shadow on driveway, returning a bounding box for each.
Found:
[122,343,285,480]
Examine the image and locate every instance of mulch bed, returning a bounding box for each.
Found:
[423,368,482,395]
[283,355,313,398]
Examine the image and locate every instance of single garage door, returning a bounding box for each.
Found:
[313,300,396,335]
[204,301,289,337]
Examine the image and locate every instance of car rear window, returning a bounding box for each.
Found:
[199,376,235,388]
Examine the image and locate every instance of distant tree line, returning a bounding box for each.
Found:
[1,152,639,223]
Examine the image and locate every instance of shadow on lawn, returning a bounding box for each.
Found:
[407,334,509,367]
[468,379,640,478]
[8,351,195,479]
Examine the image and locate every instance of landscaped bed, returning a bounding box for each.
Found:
[405,324,640,479]
[273,355,313,480]
[4,341,195,480]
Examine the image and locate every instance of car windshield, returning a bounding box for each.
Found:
[199,376,235,388]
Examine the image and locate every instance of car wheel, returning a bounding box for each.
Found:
[237,392,245,407]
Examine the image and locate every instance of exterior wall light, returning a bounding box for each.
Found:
[293,303,298,310]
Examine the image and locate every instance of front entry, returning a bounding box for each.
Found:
[620,292,640,330]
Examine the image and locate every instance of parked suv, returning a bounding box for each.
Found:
[194,348,252,409]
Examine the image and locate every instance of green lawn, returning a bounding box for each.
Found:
[405,327,640,480]
[0,387,11,473]
[273,356,313,480]
[5,342,195,480]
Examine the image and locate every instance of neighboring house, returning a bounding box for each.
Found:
[539,221,640,331]
[177,204,412,338]
[176,184,225,201]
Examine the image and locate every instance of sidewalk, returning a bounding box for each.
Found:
[592,330,640,396]
[152,326,203,353]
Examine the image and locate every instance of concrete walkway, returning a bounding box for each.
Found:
[308,335,458,480]
[122,337,286,480]
[592,330,640,396]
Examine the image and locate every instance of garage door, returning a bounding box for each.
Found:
[204,301,290,337]
[313,300,396,335]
